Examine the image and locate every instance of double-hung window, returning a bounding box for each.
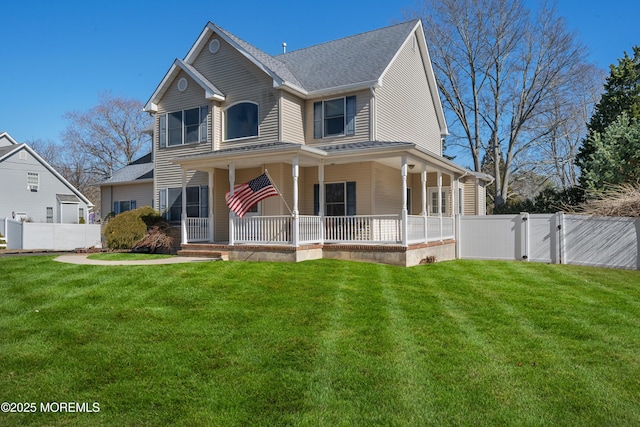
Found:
[159,106,208,147]
[313,96,356,138]
[27,172,39,191]
[159,186,209,222]
[313,182,356,216]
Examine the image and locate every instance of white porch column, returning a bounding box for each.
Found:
[228,164,235,246]
[421,164,428,243]
[208,169,214,243]
[318,163,325,244]
[401,156,408,247]
[181,168,188,244]
[437,169,443,242]
[292,157,299,247]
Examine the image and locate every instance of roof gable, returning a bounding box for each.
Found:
[145,19,434,110]
[0,137,93,207]
[0,132,19,147]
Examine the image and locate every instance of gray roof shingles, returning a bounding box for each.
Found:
[274,20,419,92]
[215,20,419,93]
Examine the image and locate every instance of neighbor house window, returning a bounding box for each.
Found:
[113,200,136,214]
[79,208,84,222]
[313,96,356,138]
[313,182,356,216]
[159,106,208,147]
[27,172,39,191]
[159,186,208,222]
[46,207,53,223]
[225,102,258,140]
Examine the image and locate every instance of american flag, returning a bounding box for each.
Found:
[225,173,279,217]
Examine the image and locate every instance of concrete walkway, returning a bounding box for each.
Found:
[54,254,218,266]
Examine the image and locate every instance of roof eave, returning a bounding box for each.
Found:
[279,80,380,99]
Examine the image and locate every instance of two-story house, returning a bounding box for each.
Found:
[144,20,490,266]
[0,132,93,224]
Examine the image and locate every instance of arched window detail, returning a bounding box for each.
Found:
[225,102,258,140]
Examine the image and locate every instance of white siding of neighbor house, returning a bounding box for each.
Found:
[0,148,90,223]
[376,32,442,154]
[101,182,154,216]
[305,89,372,145]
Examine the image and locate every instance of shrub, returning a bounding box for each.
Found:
[104,207,163,250]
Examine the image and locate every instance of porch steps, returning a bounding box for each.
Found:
[177,243,228,260]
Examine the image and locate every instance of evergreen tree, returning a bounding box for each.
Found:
[577,46,640,183]
[581,112,640,190]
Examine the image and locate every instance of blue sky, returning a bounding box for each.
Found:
[1,0,638,145]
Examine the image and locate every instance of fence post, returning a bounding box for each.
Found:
[520,212,530,261]
[557,212,565,265]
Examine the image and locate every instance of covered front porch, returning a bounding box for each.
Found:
[171,141,466,265]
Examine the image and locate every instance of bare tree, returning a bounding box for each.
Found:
[409,0,596,208]
[62,92,152,178]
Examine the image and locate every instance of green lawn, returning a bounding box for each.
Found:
[1,257,639,426]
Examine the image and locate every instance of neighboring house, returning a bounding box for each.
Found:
[98,152,154,218]
[143,20,491,266]
[0,132,93,224]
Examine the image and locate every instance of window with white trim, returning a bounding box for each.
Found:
[429,188,447,215]
[159,186,208,222]
[46,207,53,223]
[159,106,208,147]
[313,96,356,138]
[27,172,39,191]
[225,102,259,140]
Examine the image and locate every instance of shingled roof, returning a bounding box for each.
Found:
[99,153,153,185]
[146,19,424,111]
[275,20,420,92]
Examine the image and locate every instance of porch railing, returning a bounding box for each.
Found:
[426,216,455,241]
[186,214,456,245]
[186,217,210,242]
[324,215,401,243]
[233,216,291,243]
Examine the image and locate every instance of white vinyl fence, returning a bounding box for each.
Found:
[1,218,102,251]
[458,213,639,270]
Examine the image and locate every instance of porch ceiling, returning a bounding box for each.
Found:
[171,141,469,176]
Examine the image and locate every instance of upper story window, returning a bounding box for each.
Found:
[27,172,39,191]
[225,102,259,140]
[159,106,208,148]
[314,96,356,139]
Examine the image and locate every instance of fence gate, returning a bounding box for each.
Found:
[458,213,639,270]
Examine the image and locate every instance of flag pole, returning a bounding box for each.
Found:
[264,169,293,216]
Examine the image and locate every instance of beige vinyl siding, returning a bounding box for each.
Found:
[376,32,441,154]
[305,89,371,145]
[461,177,477,215]
[154,67,214,208]
[102,182,153,215]
[301,162,373,215]
[373,163,402,215]
[280,92,305,143]
[192,33,280,148]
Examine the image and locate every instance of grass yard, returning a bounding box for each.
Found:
[1,257,639,426]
